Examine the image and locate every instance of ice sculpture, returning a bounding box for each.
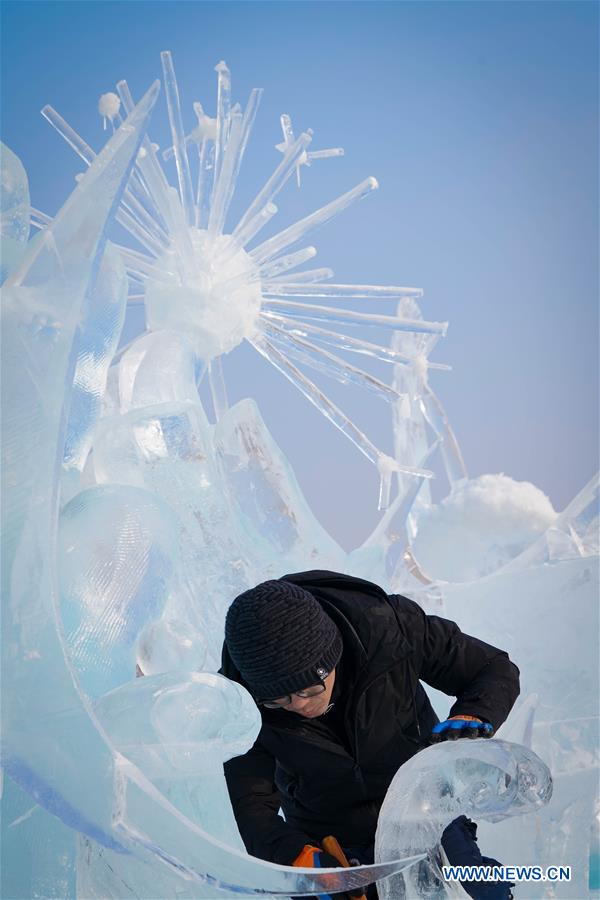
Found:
[58,484,180,698]
[2,80,161,847]
[375,739,553,899]
[0,142,30,284]
[102,673,259,830]
[62,241,128,500]
[0,59,427,900]
[40,52,444,509]
[1,50,598,900]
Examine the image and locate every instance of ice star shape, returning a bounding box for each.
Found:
[38,53,455,509]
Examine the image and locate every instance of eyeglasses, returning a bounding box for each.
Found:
[259,680,328,710]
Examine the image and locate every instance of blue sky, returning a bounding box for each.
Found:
[2,1,597,548]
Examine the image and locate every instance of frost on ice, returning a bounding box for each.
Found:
[1,52,598,899]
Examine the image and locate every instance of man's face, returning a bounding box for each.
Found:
[271,669,336,718]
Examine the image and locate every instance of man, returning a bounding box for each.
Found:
[221,570,519,899]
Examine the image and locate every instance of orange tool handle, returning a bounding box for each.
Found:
[321,836,367,900]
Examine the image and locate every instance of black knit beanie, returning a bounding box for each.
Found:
[225,580,343,699]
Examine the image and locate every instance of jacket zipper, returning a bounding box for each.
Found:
[348,662,427,764]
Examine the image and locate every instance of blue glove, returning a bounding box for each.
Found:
[442,815,514,899]
[431,715,494,742]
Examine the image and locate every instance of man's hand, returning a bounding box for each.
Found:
[292,843,366,900]
[431,715,494,742]
[293,844,342,870]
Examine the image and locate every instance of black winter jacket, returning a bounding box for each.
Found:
[221,570,520,866]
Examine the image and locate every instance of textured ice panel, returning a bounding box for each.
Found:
[375,739,552,900]
[0,142,30,283]
[58,484,179,698]
[62,242,128,491]
[93,400,214,490]
[214,397,346,575]
[92,401,252,669]
[1,82,160,851]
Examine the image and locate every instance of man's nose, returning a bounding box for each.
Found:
[289,694,311,711]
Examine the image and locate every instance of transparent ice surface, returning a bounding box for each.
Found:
[501,472,599,571]
[92,399,252,670]
[0,142,30,283]
[375,739,552,899]
[117,329,201,412]
[1,80,160,853]
[58,485,179,698]
[136,614,208,676]
[93,672,260,835]
[214,397,346,573]
[1,774,76,899]
[62,242,128,500]
[1,77,423,900]
[2,51,598,899]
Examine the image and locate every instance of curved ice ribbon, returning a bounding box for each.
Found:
[375,739,552,899]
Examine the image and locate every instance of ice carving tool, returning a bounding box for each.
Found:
[321,836,368,900]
